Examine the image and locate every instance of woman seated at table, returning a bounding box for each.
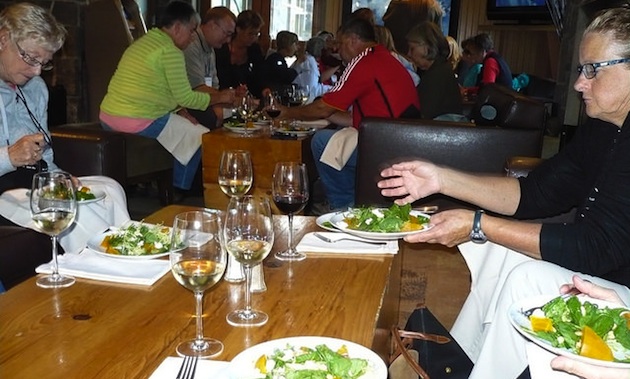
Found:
[215,10,265,98]
[291,36,333,104]
[405,21,463,120]
[377,7,630,378]
[260,31,298,96]
[0,3,129,291]
[374,25,419,86]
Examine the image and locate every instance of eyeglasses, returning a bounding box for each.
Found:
[213,21,234,38]
[15,41,53,71]
[577,58,630,79]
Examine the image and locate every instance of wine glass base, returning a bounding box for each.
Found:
[226,309,268,327]
[275,250,306,261]
[176,338,224,358]
[36,274,75,288]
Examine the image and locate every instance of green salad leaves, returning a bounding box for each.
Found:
[257,343,369,379]
[344,204,429,233]
[531,295,630,362]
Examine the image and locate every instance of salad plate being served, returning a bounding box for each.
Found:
[229,336,387,379]
[273,124,316,137]
[86,221,175,259]
[329,204,431,241]
[509,294,630,368]
[316,212,342,232]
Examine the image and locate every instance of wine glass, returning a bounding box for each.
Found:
[224,196,274,327]
[30,171,77,288]
[237,94,254,137]
[265,92,281,131]
[170,210,226,357]
[272,162,309,261]
[297,84,310,105]
[218,150,253,198]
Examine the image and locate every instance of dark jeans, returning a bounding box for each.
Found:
[0,216,54,291]
[187,107,219,130]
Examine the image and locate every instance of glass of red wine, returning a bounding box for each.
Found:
[272,162,309,261]
[265,92,281,131]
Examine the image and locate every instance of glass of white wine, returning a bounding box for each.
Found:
[30,171,77,289]
[170,210,226,357]
[218,150,253,198]
[224,196,274,327]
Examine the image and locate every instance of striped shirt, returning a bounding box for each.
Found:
[101,28,210,123]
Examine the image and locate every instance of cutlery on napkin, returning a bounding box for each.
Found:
[149,357,230,379]
[35,249,170,286]
[296,232,398,254]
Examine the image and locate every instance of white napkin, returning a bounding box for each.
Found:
[35,249,170,286]
[149,357,230,379]
[295,232,398,254]
[319,127,358,170]
[156,112,209,165]
[526,342,579,379]
[0,175,131,254]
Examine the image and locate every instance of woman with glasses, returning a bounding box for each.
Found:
[378,7,630,378]
[0,3,130,292]
[215,10,265,98]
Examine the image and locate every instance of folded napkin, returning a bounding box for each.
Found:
[296,232,398,254]
[319,127,358,170]
[35,249,171,286]
[149,357,230,379]
[157,112,209,165]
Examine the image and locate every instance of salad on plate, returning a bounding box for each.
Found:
[512,295,630,365]
[100,222,173,257]
[343,204,429,233]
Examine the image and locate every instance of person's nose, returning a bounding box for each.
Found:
[573,73,589,92]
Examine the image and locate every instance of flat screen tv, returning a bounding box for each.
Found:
[486,0,552,23]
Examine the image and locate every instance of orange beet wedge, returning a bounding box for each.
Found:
[579,326,614,361]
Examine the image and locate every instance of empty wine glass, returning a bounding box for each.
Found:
[30,171,77,288]
[218,150,253,199]
[272,162,309,261]
[224,196,274,327]
[170,210,226,357]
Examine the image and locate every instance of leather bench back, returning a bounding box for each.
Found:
[471,83,546,131]
[355,118,543,207]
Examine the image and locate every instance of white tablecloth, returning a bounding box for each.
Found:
[0,175,130,254]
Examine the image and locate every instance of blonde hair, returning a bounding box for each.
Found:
[446,36,461,70]
[0,3,66,52]
[374,25,396,52]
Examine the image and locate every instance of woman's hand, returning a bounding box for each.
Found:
[402,209,475,245]
[560,275,624,306]
[378,161,442,205]
[8,133,45,167]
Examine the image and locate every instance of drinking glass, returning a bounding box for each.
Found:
[218,150,253,198]
[272,162,309,261]
[237,94,254,137]
[170,210,226,357]
[224,196,274,327]
[30,171,77,288]
[265,92,281,131]
[297,84,310,105]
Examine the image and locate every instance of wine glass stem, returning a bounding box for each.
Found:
[50,235,60,281]
[243,264,253,314]
[194,291,205,344]
[287,213,294,253]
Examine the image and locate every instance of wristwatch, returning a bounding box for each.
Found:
[469,210,487,244]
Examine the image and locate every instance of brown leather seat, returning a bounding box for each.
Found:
[355,118,544,209]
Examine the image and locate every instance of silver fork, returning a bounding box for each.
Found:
[176,355,198,379]
[313,232,387,245]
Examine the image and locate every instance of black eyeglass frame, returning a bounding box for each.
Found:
[577,58,630,79]
[15,41,53,71]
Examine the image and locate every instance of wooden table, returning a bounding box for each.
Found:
[201,128,317,213]
[0,205,400,378]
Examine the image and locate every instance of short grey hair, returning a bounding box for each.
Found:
[306,37,325,58]
[0,3,66,53]
[585,7,630,60]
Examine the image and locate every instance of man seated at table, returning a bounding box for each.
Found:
[100,1,235,196]
[183,6,239,129]
[260,30,299,95]
[274,17,420,213]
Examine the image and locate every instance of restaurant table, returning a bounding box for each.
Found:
[0,205,400,378]
[201,127,317,213]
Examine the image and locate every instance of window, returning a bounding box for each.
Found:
[352,0,456,35]
[270,0,314,40]
[211,0,251,16]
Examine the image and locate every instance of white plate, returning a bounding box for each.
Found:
[330,209,431,241]
[274,127,316,137]
[509,295,630,368]
[229,336,387,379]
[86,222,172,260]
[316,212,342,232]
[26,189,105,205]
[224,123,263,134]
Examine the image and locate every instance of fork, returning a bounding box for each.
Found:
[522,288,582,317]
[176,355,198,379]
[313,232,387,245]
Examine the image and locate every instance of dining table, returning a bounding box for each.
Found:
[0,205,401,378]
